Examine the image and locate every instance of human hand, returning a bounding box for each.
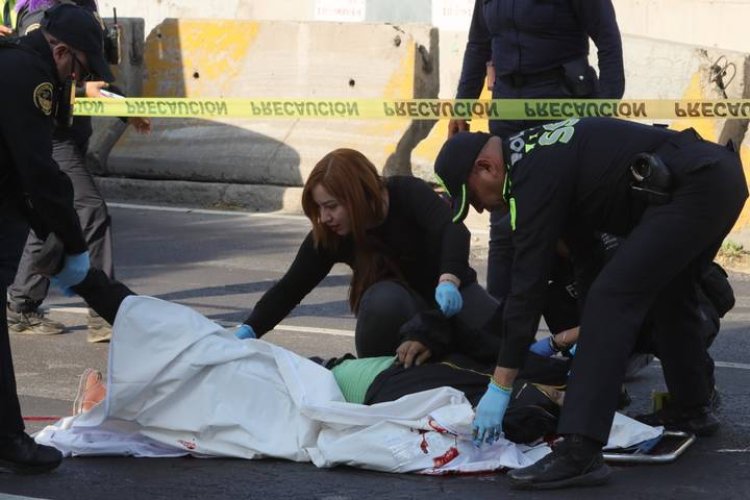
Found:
[234,324,256,340]
[0,25,13,37]
[447,119,469,138]
[529,337,556,357]
[128,117,152,134]
[84,81,110,97]
[396,340,432,368]
[51,251,90,292]
[435,281,463,317]
[472,381,512,447]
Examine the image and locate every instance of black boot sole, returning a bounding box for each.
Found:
[509,463,612,490]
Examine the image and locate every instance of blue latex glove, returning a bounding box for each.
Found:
[51,251,90,293]
[568,344,577,357]
[435,281,463,317]
[529,337,556,357]
[234,324,256,340]
[472,381,512,447]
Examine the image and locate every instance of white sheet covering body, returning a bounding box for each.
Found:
[36,296,660,474]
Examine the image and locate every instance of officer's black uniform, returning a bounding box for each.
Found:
[458,0,624,137]
[490,117,746,444]
[456,0,625,300]
[8,1,115,317]
[0,30,87,436]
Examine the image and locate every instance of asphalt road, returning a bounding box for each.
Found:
[2,204,750,500]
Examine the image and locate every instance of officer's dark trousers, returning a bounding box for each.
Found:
[558,143,748,444]
[8,139,114,312]
[354,281,499,358]
[0,210,31,436]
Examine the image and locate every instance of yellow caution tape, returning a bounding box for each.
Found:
[73,98,750,120]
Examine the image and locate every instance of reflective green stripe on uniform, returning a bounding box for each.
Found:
[1,0,17,29]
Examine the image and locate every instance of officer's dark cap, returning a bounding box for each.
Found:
[41,4,114,82]
[434,131,492,223]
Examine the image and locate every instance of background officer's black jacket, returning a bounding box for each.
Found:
[497,117,676,368]
[458,0,624,99]
[0,31,86,253]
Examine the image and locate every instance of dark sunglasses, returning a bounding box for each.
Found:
[70,50,93,81]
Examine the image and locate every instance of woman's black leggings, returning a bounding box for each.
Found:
[70,269,135,325]
[354,280,500,358]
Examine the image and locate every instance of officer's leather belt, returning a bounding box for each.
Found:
[500,67,564,88]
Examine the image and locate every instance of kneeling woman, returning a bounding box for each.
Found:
[237,148,498,358]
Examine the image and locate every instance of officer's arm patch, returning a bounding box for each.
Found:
[23,22,41,35]
[33,82,54,116]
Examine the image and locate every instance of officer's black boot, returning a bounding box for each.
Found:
[507,434,610,490]
[0,432,63,474]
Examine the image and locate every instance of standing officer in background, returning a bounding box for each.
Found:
[449,0,625,300]
[0,3,109,473]
[434,118,747,489]
[7,0,150,342]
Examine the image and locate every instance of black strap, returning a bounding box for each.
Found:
[3,1,12,28]
[500,67,564,88]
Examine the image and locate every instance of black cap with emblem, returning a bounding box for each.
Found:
[434,131,492,223]
[41,3,114,82]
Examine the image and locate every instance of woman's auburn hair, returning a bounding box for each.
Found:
[302,148,386,252]
[301,149,402,313]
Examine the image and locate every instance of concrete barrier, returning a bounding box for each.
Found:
[93,17,750,241]
[104,19,437,204]
[624,37,750,241]
[86,17,145,175]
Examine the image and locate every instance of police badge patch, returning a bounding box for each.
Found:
[33,82,54,116]
[23,22,41,35]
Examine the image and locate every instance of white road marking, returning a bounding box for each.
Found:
[108,202,307,221]
[107,202,491,235]
[271,324,354,337]
[714,361,750,370]
[48,306,90,315]
[0,494,49,500]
